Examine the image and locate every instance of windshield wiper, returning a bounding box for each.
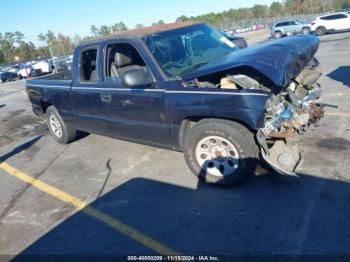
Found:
[181,61,209,75]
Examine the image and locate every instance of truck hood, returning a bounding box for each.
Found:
[182,35,320,87]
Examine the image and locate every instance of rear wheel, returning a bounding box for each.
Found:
[183,119,258,186]
[275,31,283,39]
[46,106,76,144]
[315,26,326,36]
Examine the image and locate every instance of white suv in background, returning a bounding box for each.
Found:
[311,12,350,36]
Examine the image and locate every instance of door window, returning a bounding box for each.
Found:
[104,43,147,84]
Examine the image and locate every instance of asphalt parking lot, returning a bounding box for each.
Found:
[0,34,350,257]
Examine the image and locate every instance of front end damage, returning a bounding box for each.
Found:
[257,58,324,175]
[184,58,325,175]
[181,35,329,175]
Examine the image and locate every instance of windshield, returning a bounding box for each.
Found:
[143,24,239,77]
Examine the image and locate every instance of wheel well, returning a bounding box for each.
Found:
[41,102,52,114]
[178,117,255,150]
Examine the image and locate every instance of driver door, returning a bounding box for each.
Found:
[101,42,170,147]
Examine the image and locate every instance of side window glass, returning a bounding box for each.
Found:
[78,48,98,83]
[104,43,147,84]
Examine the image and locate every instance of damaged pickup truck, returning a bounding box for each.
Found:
[26,22,324,186]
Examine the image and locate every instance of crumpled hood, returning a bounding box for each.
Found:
[182,35,320,87]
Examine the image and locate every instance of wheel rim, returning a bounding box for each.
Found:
[49,114,63,138]
[317,28,324,36]
[302,28,309,34]
[195,136,239,177]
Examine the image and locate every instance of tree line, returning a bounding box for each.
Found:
[1,0,350,64]
[176,0,350,26]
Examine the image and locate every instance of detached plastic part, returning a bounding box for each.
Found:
[261,140,303,176]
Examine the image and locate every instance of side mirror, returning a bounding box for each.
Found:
[122,68,154,87]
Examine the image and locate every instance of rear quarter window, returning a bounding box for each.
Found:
[337,14,348,19]
[78,48,98,83]
[321,14,347,20]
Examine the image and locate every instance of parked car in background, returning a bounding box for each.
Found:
[0,71,17,82]
[18,66,42,79]
[7,65,20,74]
[0,71,9,83]
[311,12,350,36]
[220,32,248,49]
[32,60,54,74]
[252,24,265,30]
[236,26,253,33]
[6,71,18,81]
[271,20,311,39]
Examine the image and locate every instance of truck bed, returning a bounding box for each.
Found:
[26,71,72,90]
[34,71,72,81]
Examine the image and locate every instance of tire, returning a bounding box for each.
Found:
[275,31,283,39]
[183,119,258,186]
[302,27,310,34]
[315,26,326,36]
[46,106,76,144]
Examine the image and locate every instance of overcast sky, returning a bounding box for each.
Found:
[2,0,274,45]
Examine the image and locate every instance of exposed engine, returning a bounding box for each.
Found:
[258,59,325,175]
[261,61,323,139]
[184,58,328,176]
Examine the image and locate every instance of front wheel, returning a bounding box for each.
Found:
[315,26,326,36]
[183,119,258,186]
[46,106,76,144]
[302,27,310,34]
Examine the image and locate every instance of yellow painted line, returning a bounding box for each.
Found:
[328,93,343,97]
[325,112,350,117]
[20,90,27,95]
[0,162,180,255]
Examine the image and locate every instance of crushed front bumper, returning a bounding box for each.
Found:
[257,60,329,176]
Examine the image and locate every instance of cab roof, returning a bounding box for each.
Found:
[78,21,199,46]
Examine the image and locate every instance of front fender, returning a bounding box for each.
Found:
[166,89,270,149]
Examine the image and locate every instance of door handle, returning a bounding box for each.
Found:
[101,93,112,103]
[120,99,133,106]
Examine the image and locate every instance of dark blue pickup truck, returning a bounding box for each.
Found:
[26,22,323,186]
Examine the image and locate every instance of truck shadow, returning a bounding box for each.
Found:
[16,159,350,256]
[327,66,350,87]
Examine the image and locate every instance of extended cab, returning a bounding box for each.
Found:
[26,22,323,186]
